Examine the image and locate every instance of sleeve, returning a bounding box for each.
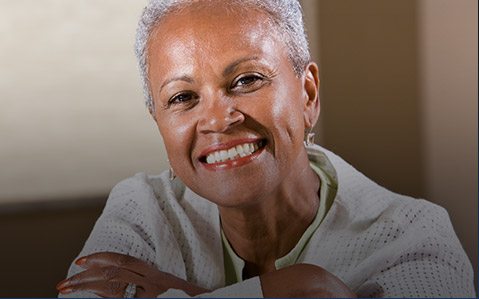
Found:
[158,277,263,298]
[59,175,185,298]
[355,201,476,298]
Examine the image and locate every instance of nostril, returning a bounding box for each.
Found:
[199,107,245,133]
[228,109,245,125]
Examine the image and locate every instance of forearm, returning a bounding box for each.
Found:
[260,264,356,298]
[158,277,263,298]
[160,264,356,298]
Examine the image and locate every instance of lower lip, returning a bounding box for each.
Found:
[200,147,265,171]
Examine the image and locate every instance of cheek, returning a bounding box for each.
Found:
[156,115,194,164]
[268,86,305,144]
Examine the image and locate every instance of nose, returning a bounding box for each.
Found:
[197,97,245,134]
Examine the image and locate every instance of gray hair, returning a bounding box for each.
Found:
[134,0,311,111]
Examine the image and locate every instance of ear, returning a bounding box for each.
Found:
[302,62,320,129]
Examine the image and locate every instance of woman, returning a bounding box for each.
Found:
[57,0,474,297]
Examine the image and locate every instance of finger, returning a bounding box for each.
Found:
[58,280,128,298]
[57,266,145,292]
[76,252,152,274]
[57,268,102,289]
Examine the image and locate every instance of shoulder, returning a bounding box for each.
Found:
[102,171,220,248]
[316,145,458,243]
[88,171,188,245]
[103,172,223,289]
[308,146,474,296]
[94,171,199,256]
[103,171,191,218]
[316,145,447,226]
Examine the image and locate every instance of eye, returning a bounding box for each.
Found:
[166,91,198,109]
[230,73,267,92]
[236,75,262,86]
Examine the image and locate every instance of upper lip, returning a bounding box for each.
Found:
[198,137,264,160]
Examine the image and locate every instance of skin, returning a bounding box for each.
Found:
[57,2,356,297]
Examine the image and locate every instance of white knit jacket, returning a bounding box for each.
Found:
[61,145,475,298]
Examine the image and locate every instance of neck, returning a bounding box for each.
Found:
[219,149,320,275]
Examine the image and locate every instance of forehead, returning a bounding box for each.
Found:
[153,2,278,41]
[146,2,288,74]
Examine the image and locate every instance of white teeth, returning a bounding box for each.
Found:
[236,145,244,155]
[243,144,250,154]
[206,155,215,164]
[237,145,246,157]
[227,148,237,160]
[220,150,228,161]
[204,141,262,164]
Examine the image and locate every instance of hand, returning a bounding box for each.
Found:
[56,252,208,298]
[260,263,357,298]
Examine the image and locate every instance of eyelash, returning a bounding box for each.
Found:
[166,91,198,109]
[230,73,266,91]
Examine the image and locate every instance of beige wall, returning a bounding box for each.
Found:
[0,0,163,203]
[313,0,423,197]
[303,0,477,283]
[419,0,478,281]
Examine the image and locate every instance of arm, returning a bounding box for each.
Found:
[57,252,208,297]
[355,238,476,297]
[57,174,188,298]
[261,264,356,298]
[160,265,357,298]
[354,202,476,298]
[58,253,355,298]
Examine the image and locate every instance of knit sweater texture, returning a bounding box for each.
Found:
[60,145,475,298]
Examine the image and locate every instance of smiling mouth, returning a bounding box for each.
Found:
[199,139,266,165]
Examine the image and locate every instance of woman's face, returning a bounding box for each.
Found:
[147,3,319,207]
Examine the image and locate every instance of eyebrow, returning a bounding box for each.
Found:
[222,56,260,76]
[160,75,194,92]
[159,56,260,93]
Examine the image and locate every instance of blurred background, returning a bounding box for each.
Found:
[0,0,476,296]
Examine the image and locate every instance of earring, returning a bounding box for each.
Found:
[167,160,176,181]
[304,128,315,146]
[169,167,176,181]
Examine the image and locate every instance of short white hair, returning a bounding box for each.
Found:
[134,0,311,111]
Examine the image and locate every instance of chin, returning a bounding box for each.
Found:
[193,181,268,208]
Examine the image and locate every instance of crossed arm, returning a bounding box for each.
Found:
[56,252,356,298]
